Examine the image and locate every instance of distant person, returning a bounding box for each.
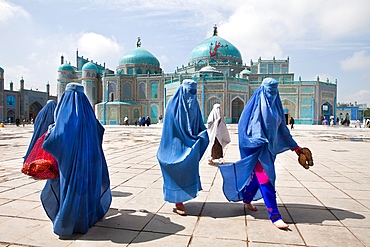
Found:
[157,80,209,216]
[139,116,145,126]
[330,117,334,126]
[206,103,230,164]
[124,116,129,126]
[145,116,151,126]
[40,83,111,237]
[355,120,361,128]
[289,117,295,130]
[158,115,163,124]
[219,78,310,229]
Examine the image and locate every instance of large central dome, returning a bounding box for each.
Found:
[119,47,160,67]
[189,34,242,63]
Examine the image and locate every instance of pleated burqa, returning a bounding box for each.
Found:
[157,80,209,203]
[40,83,111,237]
[219,78,298,202]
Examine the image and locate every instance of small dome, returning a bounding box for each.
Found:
[0,66,4,72]
[189,35,242,63]
[119,47,160,67]
[199,65,218,72]
[82,61,98,71]
[58,63,75,72]
[240,69,251,75]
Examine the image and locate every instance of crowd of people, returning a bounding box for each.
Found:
[22,78,310,237]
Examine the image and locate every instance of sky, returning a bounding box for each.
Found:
[0,0,370,105]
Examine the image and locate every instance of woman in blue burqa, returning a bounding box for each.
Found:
[23,100,56,162]
[40,83,112,237]
[219,78,303,229]
[157,79,209,215]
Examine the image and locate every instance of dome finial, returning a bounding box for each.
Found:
[137,37,141,47]
[213,24,218,36]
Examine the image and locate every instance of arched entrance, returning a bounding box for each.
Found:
[6,110,15,123]
[282,99,296,125]
[321,102,332,125]
[29,101,43,121]
[231,97,244,123]
[206,97,221,117]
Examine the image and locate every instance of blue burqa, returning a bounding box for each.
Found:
[40,83,112,237]
[219,78,298,202]
[24,100,56,162]
[157,79,209,203]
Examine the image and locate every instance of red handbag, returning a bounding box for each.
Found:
[22,131,59,179]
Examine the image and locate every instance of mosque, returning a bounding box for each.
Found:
[0,69,56,123]
[1,26,337,125]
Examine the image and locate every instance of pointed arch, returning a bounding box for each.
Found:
[230,96,245,123]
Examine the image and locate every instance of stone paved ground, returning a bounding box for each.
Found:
[0,124,369,247]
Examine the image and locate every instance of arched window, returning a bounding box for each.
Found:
[86,72,90,77]
[110,92,114,102]
[139,83,146,99]
[136,68,142,74]
[146,69,151,74]
[127,68,133,75]
[207,97,221,116]
[92,87,96,101]
[134,109,140,119]
[150,104,158,119]
[209,60,217,65]
[123,83,132,100]
[151,82,158,98]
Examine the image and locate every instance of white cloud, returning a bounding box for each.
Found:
[340,51,370,71]
[210,0,370,62]
[343,90,370,105]
[77,32,124,67]
[0,0,30,24]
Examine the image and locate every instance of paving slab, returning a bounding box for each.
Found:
[0,124,370,246]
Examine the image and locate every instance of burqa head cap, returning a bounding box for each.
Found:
[66,83,84,93]
[262,78,278,88]
[182,79,197,95]
[262,78,279,99]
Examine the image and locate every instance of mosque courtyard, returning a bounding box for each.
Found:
[0,124,369,246]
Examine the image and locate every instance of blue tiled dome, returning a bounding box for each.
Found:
[0,66,4,72]
[58,63,75,72]
[189,36,242,62]
[119,47,160,67]
[82,61,98,71]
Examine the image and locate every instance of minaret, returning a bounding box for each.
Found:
[0,67,4,122]
[20,77,24,91]
[46,82,50,96]
[0,67,4,92]
[10,80,13,91]
[57,59,75,101]
[81,61,98,106]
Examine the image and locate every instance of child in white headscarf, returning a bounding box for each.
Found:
[206,103,231,164]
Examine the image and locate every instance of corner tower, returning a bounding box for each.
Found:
[57,57,76,101]
[81,61,98,106]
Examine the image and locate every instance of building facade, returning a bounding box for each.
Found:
[56,27,337,125]
[0,66,56,123]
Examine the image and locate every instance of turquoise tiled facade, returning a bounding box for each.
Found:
[54,27,337,125]
[1,27,338,124]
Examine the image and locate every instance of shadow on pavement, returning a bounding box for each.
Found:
[111,191,132,197]
[74,208,185,244]
[184,201,365,224]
